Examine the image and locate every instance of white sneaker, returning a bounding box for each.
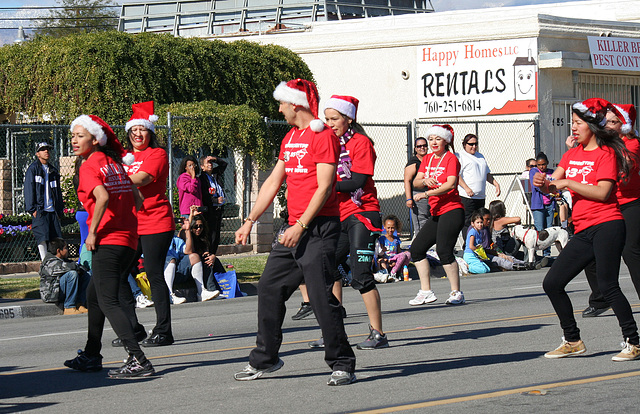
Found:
[374,271,389,283]
[171,293,187,305]
[135,294,154,308]
[200,289,220,302]
[409,290,437,306]
[445,290,465,305]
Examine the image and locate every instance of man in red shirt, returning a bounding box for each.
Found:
[234,79,356,386]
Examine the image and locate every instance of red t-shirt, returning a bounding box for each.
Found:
[559,145,623,233]
[617,137,640,205]
[125,147,175,235]
[77,152,138,249]
[279,125,340,225]
[418,151,463,216]
[337,133,380,221]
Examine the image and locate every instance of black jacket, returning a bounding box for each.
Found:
[24,160,64,216]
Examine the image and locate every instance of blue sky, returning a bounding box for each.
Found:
[0,0,585,44]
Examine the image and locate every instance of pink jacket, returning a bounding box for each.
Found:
[177,172,202,215]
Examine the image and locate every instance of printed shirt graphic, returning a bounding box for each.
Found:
[418,151,463,216]
[558,145,623,233]
[279,125,340,224]
[379,234,401,259]
[78,152,138,249]
[126,148,174,235]
[336,133,380,221]
[617,137,640,205]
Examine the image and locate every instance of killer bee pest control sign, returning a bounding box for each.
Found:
[417,38,538,118]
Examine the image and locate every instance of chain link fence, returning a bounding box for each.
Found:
[0,116,538,263]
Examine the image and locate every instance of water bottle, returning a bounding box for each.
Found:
[403,265,409,282]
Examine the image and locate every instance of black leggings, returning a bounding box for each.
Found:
[85,245,145,360]
[335,211,381,294]
[410,208,464,265]
[543,220,638,344]
[587,198,640,307]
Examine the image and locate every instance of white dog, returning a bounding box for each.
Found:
[513,225,569,263]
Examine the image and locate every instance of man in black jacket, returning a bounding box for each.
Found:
[199,155,227,254]
[24,142,64,260]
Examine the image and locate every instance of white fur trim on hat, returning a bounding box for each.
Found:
[310,119,325,132]
[324,97,356,120]
[273,82,309,108]
[125,117,157,133]
[122,153,135,165]
[71,115,107,146]
[573,102,607,127]
[425,125,453,143]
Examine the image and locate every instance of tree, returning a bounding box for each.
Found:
[35,0,119,37]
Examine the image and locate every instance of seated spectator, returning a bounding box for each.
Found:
[488,200,523,257]
[163,207,222,303]
[475,208,530,272]
[39,237,90,315]
[376,214,411,281]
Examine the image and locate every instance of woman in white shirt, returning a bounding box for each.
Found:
[457,133,501,244]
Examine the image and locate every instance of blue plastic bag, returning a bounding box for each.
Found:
[214,270,246,298]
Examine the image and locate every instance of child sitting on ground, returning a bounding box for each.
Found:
[488,200,523,257]
[376,214,412,281]
[39,237,91,315]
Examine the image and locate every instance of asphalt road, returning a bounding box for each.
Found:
[2,265,640,413]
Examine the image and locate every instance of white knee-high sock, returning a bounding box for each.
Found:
[192,261,204,294]
[164,262,176,293]
[38,242,47,261]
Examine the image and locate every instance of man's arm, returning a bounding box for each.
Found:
[279,162,336,248]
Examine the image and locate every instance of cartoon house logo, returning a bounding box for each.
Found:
[514,49,537,101]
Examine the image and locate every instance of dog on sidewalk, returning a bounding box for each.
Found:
[513,225,569,263]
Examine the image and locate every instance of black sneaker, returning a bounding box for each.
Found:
[64,349,103,372]
[582,306,611,318]
[291,302,314,320]
[356,325,389,350]
[108,355,155,379]
[112,329,148,347]
[141,333,174,347]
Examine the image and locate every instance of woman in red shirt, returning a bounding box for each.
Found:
[534,98,640,361]
[63,114,154,378]
[409,125,465,306]
[125,101,176,347]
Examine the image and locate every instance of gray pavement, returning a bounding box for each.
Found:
[2,264,640,413]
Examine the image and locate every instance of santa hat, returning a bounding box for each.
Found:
[425,124,454,145]
[324,95,359,121]
[70,115,135,165]
[572,98,612,127]
[612,104,637,134]
[273,79,324,132]
[125,101,159,133]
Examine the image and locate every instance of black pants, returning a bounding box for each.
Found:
[204,206,224,254]
[335,211,381,294]
[32,210,62,244]
[84,245,145,360]
[410,208,464,265]
[587,198,640,308]
[543,220,638,344]
[249,216,356,373]
[124,231,175,339]
[460,197,485,247]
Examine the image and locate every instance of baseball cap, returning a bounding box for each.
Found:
[36,142,52,152]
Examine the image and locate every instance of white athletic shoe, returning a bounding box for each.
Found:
[200,289,220,302]
[445,290,465,305]
[409,290,437,306]
[135,294,154,308]
[171,293,187,305]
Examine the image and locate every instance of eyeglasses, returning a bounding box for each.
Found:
[192,224,203,230]
[415,144,428,149]
[466,142,478,146]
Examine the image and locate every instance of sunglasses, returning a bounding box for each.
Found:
[192,224,203,230]
[415,144,428,149]
[466,142,478,146]
[528,164,536,168]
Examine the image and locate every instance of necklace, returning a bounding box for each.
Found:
[287,127,307,144]
[425,151,448,179]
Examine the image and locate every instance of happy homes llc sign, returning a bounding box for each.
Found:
[417,38,538,118]
[588,36,640,71]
